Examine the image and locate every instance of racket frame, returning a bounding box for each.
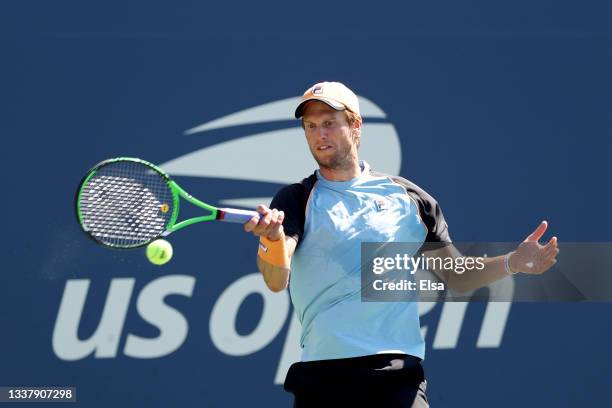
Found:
[75,157,232,249]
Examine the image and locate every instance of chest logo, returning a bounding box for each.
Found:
[375,198,389,211]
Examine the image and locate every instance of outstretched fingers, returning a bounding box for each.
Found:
[524,220,548,242]
[543,237,559,257]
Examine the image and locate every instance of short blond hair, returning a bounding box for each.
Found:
[344,109,362,128]
[346,110,362,149]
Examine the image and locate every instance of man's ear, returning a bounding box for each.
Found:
[352,118,362,148]
[352,117,362,139]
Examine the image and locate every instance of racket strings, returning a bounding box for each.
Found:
[79,160,174,247]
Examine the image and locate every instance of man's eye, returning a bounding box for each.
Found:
[324,121,334,127]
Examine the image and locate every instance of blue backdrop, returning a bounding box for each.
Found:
[1,1,611,406]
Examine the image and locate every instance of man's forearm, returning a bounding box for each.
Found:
[447,255,511,293]
[256,233,297,292]
[257,257,290,292]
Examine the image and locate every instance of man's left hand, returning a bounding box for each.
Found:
[509,220,559,274]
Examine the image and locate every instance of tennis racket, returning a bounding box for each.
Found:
[75,157,259,249]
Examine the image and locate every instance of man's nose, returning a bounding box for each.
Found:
[315,126,328,140]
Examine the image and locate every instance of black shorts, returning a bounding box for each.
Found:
[284,354,429,408]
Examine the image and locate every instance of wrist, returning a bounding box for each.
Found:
[266,228,285,242]
[504,252,518,275]
[258,233,289,268]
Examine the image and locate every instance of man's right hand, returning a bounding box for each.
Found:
[244,204,285,241]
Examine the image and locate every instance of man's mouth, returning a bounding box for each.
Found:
[317,145,332,151]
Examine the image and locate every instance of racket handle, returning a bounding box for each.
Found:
[218,208,260,223]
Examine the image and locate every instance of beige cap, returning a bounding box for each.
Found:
[294,81,360,119]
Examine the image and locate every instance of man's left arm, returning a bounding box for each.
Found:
[424,221,559,293]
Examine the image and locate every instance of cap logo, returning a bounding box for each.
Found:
[312,85,323,95]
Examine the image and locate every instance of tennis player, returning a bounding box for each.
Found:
[245,81,559,407]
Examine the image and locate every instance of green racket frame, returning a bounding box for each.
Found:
[76,157,225,249]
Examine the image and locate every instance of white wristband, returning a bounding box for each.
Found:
[504,252,518,275]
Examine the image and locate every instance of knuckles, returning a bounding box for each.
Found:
[247,206,284,238]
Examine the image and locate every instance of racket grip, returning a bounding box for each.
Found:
[218,208,260,223]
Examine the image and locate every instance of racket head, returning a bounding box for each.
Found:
[75,157,179,249]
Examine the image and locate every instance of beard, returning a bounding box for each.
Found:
[312,143,356,171]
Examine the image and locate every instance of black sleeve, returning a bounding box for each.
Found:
[269,183,308,243]
[388,175,452,245]
[270,173,317,244]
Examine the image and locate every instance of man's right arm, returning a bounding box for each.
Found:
[244,204,297,292]
[256,234,297,292]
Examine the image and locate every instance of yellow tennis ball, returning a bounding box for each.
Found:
[146,239,173,265]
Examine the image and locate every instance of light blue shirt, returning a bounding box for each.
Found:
[290,161,428,361]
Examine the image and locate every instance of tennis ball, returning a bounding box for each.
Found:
[146,239,173,265]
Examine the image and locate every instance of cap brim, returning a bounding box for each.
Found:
[294,97,346,119]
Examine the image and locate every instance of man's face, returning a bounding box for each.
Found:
[302,101,360,171]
